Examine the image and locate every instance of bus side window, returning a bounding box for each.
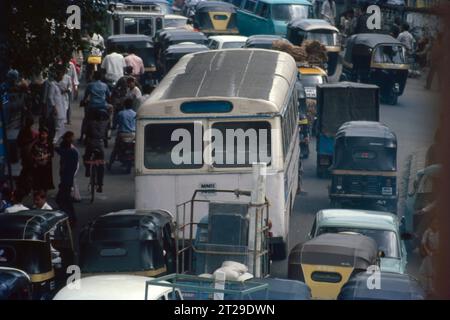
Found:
[256,2,270,19]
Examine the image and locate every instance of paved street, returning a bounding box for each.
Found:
[34,72,438,276]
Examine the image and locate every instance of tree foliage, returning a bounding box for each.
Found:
[6,0,109,77]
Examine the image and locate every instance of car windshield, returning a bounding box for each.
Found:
[271,4,309,21]
[373,45,407,64]
[317,227,400,258]
[306,30,338,46]
[222,41,245,49]
[299,74,324,87]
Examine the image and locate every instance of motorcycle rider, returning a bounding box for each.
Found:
[108,98,136,174]
[101,44,126,89]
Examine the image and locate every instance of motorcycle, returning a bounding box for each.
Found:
[299,115,310,159]
[107,134,135,174]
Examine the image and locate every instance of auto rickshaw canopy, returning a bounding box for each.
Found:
[344,33,407,66]
[338,272,425,300]
[0,210,69,241]
[79,210,174,276]
[332,121,397,171]
[195,1,237,13]
[288,18,339,33]
[291,233,379,270]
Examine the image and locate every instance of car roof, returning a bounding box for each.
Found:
[53,275,172,300]
[317,209,398,231]
[209,35,248,43]
[107,34,153,42]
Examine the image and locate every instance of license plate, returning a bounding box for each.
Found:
[382,187,393,195]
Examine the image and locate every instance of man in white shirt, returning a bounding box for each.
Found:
[4,190,29,213]
[89,32,105,51]
[49,70,67,144]
[397,22,415,54]
[33,190,53,210]
[101,45,126,84]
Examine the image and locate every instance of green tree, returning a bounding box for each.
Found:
[6,0,108,77]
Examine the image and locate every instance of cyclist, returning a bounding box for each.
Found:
[83,109,108,193]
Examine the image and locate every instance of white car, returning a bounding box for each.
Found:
[164,14,189,29]
[53,275,183,300]
[208,35,248,50]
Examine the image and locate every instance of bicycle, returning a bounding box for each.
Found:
[85,157,105,203]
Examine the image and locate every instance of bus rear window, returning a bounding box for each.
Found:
[211,121,271,168]
[144,123,203,169]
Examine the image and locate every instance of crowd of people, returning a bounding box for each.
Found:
[0,36,152,225]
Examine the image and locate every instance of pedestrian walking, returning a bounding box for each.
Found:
[30,127,54,192]
[57,65,72,126]
[321,0,336,26]
[425,33,443,90]
[48,69,67,144]
[16,116,38,196]
[55,131,79,225]
[419,217,439,297]
[397,22,415,55]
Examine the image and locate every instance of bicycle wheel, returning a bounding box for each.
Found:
[90,165,97,203]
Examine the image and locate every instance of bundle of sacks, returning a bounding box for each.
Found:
[199,261,253,282]
[272,39,328,67]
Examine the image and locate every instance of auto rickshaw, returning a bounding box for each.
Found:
[79,209,176,277]
[329,121,398,212]
[287,19,341,76]
[288,233,379,300]
[0,267,33,300]
[341,33,409,105]
[161,43,209,77]
[154,29,207,78]
[106,34,156,86]
[338,272,425,300]
[0,210,74,300]
[244,35,290,49]
[298,66,327,135]
[191,1,239,36]
[315,82,379,178]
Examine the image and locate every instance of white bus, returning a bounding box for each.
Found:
[136,49,300,259]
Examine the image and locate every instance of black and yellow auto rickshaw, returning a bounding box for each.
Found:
[288,233,379,300]
[106,34,157,86]
[329,121,398,212]
[341,33,409,105]
[287,19,341,76]
[79,209,176,277]
[0,210,74,300]
[0,267,33,300]
[161,43,209,76]
[192,1,239,36]
[154,29,207,78]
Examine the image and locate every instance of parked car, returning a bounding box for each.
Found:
[208,35,248,49]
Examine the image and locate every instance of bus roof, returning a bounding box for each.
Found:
[140,49,297,117]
